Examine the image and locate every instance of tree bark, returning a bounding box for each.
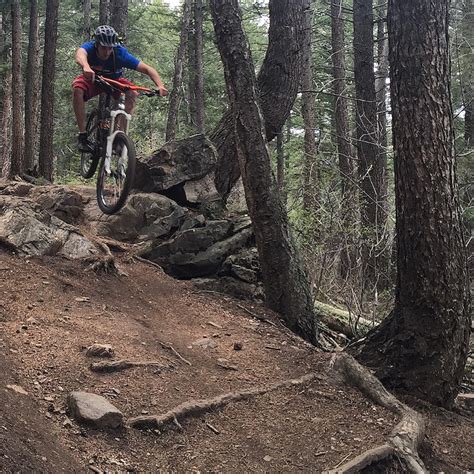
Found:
[187,18,197,129]
[355,0,471,408]
[461,0,473,147]
[83,0,92,41]
[353,0,379,290]
[38,0,60,182]
[210,0,309,200]
[193,0,205,133]
[301,1,319,212]
[99,0,110,24]
[1,67,12,178]
[110,0,128,42]
[9,0,23,178]
[210,0,318,345]
[166,0,193,142]
[24,0,40,172]
[331,0,358,280]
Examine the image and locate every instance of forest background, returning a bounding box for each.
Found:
[0,0,472,325]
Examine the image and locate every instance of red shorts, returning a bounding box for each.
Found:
[72,75,134,102]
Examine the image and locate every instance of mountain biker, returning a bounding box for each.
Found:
[72,25,168,152]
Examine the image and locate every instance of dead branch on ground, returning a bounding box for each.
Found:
[90,359,168,373]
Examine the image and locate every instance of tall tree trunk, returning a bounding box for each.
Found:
[110,0,128,43]
[166,0,193,142]
[38,0,59,182]
[210,0,317,345]
[193,0,205,133]
[83,0,92,40]
[353,0,379,291]
[210,0,309,200]
[24,0,40,172]
[461,0,473,147]
[99,0,110,24]
[356,0,471,408]
[331,0,358,280]
[374,0,389,288]
[187,8,197,128]
[301,1,319,212]
[1,67,12,177]
[9,0,23,178]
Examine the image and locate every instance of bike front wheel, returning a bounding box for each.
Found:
[96,131,136,215]
[80,109,100,179]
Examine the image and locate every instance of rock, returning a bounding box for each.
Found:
[143,220,253,279]
[6,384,28,395]
[67,391,123,429]
[193,276,263,300]
[456,393,474,411]
[90,193,187,242]
[134,134,217,195]
[85,344,115,358]
[192,338,217,349]
[0,196,98,259]
[233,342,243,351]
[29,186,84,224]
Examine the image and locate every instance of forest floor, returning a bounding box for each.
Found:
[0,247,473,473]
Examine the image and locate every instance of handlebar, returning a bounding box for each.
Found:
[94,75,162,97]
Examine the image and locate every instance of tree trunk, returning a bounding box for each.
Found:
[193,0,205,133]
[110,0,128,42]
[210,0,309,200]
[331,0,358,280]
[353,0,379,291]
[38,0,60,182]
[99,0,110,24]
[210,0,317,345]
[1,67,12,178]
[9,0,23,178]
[301,1,319,212]
[166,0,193,142]
[461,0,473,147]
[83,0,92,41]
[187,6,197,128]
[355,0,471,408]
[24,0,40,172]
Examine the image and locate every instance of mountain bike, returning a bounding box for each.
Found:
[80,76,160,214]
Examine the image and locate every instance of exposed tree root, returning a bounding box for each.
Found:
[328,353,426,473]
[86,240,117,274]
[128,372,319,431]
[90,359,168,373]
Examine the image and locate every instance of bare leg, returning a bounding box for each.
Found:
[73,88,87,133]
[117,90,138,131]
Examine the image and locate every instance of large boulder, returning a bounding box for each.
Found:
[134,134,220,206]
[141,216,254,278]
[87,193,188,242]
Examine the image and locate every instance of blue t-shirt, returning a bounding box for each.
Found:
[80,41,140,79]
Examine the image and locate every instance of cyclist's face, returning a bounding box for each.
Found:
[97,45,113,59]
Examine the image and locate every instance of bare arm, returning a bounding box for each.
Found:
[136,61,168,96]
[75,48,95,81]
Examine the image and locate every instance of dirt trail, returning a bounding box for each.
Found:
[0,249,472,473]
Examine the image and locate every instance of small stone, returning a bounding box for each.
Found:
[6,384,28,395]
[85,344,115,358]
[233,342,243,351]
[192,338,217,349]
[68,391,123,429]
[263,455,272,462]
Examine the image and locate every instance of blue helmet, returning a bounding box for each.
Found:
[94,25,119,47]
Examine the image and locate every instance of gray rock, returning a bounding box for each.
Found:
[67,391,123,429]
[30,186,84,224]
[456,393,474,411]
[85,344,115,358]
[192,338,217,349]
[0,197,97,258]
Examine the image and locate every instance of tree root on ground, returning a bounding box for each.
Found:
[128,372,320,431]
[86,240,117,274]
[328,352,426,473]
[90,359,169,373]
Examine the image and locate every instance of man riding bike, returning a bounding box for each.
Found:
[72,25,168,153]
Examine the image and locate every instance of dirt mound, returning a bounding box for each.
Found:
[0,249,472,472]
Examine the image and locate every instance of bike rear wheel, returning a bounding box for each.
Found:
[80,109,100,179]
[96,131,136,215]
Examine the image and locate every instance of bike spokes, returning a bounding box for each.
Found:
[96,132,136,215]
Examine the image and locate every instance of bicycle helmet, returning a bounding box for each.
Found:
[94,25,119,47]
